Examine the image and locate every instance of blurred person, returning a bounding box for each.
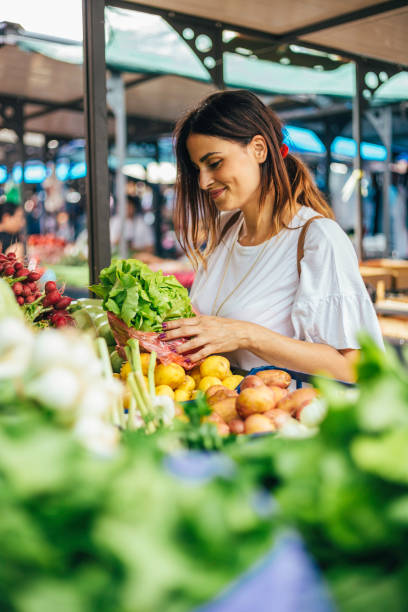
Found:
[0,203,25,258]
[110,196,154,256]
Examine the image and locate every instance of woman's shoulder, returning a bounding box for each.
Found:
[297,208,352,253]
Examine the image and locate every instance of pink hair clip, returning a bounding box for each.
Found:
[280,143,289,158]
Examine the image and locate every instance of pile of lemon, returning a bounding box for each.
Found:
[119,354,243,403]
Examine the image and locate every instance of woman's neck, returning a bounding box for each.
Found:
[238,198,300,246]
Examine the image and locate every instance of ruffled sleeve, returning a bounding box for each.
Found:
[291,218,384,350]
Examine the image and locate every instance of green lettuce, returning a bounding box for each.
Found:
[90,259,195,331]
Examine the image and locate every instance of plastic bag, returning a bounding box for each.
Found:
[107,312,202,370]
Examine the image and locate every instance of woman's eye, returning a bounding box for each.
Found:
[208,160,221,169]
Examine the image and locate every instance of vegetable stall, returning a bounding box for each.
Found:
[1,251,408,611]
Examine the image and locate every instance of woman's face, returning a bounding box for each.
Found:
[186,133,264,212]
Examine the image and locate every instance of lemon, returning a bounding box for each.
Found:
[222,374,244,390]
[140,353,152,376]
[155,385,175,399]
[174,389,191,402]
[198,376,223,392]
[120,361,132,380]
[200,355,230,380]
[189,365,201,387]
[155,363,185,389]
[177,375,195,393]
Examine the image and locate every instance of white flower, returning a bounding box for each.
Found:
[278,417,319,439]
[25,367,80,410]
[74,416,119,456]
[299,398,328,428]
[152,395,175,426]
[0,318,33,379]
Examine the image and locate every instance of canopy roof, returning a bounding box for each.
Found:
[0,2,406,142]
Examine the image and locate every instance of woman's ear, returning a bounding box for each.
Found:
[249,134,268,164]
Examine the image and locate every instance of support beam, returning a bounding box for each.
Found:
[82,0,111,284]
[352,61,364,261]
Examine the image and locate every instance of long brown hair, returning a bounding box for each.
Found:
[173,89,334,268]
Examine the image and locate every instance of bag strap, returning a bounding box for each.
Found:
[297,215,324,278]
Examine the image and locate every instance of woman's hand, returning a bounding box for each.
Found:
[160,315,249,363]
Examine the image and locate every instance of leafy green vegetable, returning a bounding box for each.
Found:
[0,277,24,321]
[90,259,195,331]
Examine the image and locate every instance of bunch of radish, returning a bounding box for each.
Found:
[0,251,74,328]
[42,281,74,328]
[0,251,42,305]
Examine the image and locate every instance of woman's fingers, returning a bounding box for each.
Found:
[163,316,199,331]
[175,336,204,354]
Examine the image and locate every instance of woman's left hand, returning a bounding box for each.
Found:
[160,315,248,363]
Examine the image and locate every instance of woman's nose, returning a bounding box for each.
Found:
[198,168,214,191]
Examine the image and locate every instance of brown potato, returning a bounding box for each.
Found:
[211,397,238,423]
[229,418,245,435]
[267,385,289,403]
[256,369,292,388]
[276,387,318,415]
[264,408,292,429]
[207,387,238,406]
[236,386,277,418]
[244,414,276,435]
[240,375,266,391]
[205,412,230,436]
[206,384,228,399]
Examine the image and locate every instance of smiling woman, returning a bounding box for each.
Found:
[164,90,385,382]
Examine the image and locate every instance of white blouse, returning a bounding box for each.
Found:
[190,206,384,370]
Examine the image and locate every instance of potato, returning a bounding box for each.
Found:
[174,389,191,402]
[207,387,238,405]
[211,397,238,423]
[267,385,289,403]
[276,387,318,415]
[240,375,266,391]
[229,418,245,435]
[177,375,195,393]
[237,386,278,418]
[190,365,201,387]
[206,384,228,400]
[256,369,292,388]
[200,355,231,380]
[264,408,292,429]
[140,353,152,376]
[244,414,276,435]
[204,412,230,436]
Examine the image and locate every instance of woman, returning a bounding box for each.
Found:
[160,90,383,382]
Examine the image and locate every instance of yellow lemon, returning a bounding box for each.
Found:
[200,355,230,380]
[190,366,201,387]
[120,361,132,380]
[222,374,244,390]
[140,353,152,376]
[198,376,223,393]
[155,385,175,399]
[155,363,185,389]
[174,389,191,402]
[177,375,195,393]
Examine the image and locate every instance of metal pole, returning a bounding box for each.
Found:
[82,0,111,285]
[107,72,127,258]
[352,61,364,261]
[381,108,392,256]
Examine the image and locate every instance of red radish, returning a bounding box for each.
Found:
[14,261,24,269]
[22,285,31,297]
[12,282,23,295]
[55,296,72,310]
[28,282,37,292]
[19,268,30,277]
[25,295,35,304]
[45,281,57,293]
[7,252,16,260]
[4,264,15,276]
[46,290,61,305]
[17,296,24,305]
[27,271,41,282]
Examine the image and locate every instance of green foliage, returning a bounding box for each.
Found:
[0,278,24,321]
[90,259,195,331]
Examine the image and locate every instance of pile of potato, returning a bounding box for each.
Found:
[118,353,318,436]
[204,368,318,436]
